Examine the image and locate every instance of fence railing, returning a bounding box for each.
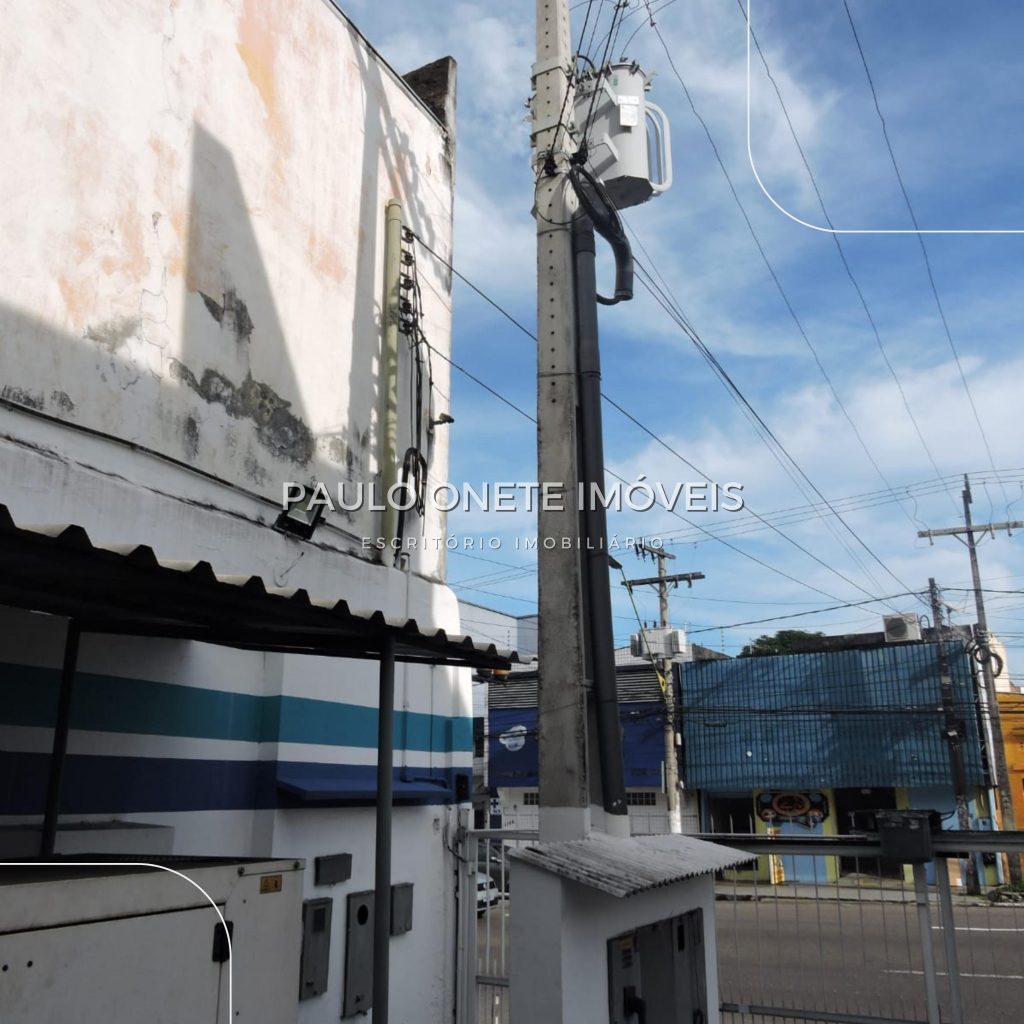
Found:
[708,833,1024,1024]
[458,829,1024,1024]
[458,829,537,1024]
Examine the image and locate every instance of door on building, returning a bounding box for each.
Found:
[834,786,901,877]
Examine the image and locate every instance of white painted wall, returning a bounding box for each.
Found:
[0,0,455,579]
[0,2,467,1022]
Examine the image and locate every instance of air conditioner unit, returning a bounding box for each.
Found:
[883,613,921,643]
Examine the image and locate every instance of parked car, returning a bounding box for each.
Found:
[476,844,512,893]
[476,872,500,916]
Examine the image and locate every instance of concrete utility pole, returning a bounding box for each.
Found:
[532,0,590,842]
[919,476,1022,883]
[928,578,979,895]
[624,542,704,833]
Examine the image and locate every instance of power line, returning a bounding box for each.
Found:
[841,0,1010,516]
[411,235,890,604]
[651,470,1024,547]
[643,22,921,537]
[737,0,958,514]
[631,260,893,600]
[601,388,896,602]
[632,258,914,604]
[687,590,921,635]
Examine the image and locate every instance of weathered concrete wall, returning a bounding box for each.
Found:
[0,0,454,573]
[0,5,466,1021]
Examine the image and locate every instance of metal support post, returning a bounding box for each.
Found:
[934,857,965,1024]
[456,821,478,1024]
[912,862,941,1024]
[41,620,80,856]
[372,636,396,1024]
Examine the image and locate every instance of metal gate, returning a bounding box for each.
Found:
[714,838,1024,1024]
[458,829,536,1024]
[458,830,1024,1024]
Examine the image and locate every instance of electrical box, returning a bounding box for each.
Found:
[0,858,304,1024]
[630,628,689,662]
[390,882,413,935]
[299,898,333,1001]
[574,61,672,210]
[342,890,375,1017]
[608,910,707,1024]
[876,809,937,864]
[314,852,352,886]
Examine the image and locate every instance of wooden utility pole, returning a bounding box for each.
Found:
[919,476,1022,883]
[532,0,589,842]
[624,541,704,833]
[928,578,979,895]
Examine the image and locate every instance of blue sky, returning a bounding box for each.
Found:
[344,0,1024,664]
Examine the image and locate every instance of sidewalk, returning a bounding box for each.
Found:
[714,877,990,906]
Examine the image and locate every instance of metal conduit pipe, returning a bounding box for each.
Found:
[573,214,629,831]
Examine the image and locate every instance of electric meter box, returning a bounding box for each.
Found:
[608,910,707,1024]
[0,857,304,1024]
[574,61,672,210]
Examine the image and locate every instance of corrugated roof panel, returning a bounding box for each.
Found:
[510,832,753,898]
[0,502,518,668]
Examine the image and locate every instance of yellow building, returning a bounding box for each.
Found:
[998,689,1024,827]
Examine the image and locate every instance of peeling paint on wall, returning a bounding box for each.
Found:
[171,359,313,464]
[199,288,254,344]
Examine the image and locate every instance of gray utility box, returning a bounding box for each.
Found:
[299,898,333,1001]
[510,833,751,1024]
[342,884,414,1017]
[0,858,304,1024]
[608,910,706,1024]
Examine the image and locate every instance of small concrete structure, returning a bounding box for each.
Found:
[510,833,752,1024]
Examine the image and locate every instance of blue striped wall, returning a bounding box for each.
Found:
[0,663,471,751]
[0,662,471,813]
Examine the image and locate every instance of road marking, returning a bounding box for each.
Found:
[931,925,1024,933]
[885,969,1024,980]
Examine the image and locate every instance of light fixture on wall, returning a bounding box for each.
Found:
[431,412,454,427]
[274,483,326,540]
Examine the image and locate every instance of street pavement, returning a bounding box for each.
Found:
[717,898,1024,1024]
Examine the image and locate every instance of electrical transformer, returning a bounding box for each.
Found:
[630,627,689,662]
[574,61,672,210]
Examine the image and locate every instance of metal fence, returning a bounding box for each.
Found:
[459,830,535,1024]
[713,836,1024,1024]
[458,829,1024,1024]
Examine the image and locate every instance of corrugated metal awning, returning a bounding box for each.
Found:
[509,832,754,898]
[0,503,516,669]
